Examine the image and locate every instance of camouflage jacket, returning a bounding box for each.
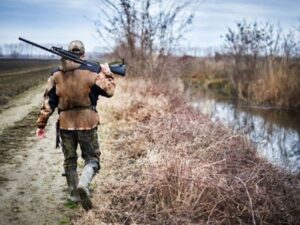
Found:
[36,59,115,130]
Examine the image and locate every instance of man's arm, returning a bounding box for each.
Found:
[95,63,116,97]
[36,75,58,138]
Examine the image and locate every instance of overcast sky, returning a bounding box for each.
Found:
[0,0,299,52]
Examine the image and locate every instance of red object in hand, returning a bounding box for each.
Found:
[36,128,46,139]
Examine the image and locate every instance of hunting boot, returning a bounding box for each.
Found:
[77,163,96,211]
[65,168,80,203]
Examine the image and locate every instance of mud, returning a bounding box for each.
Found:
[0,86,75,225]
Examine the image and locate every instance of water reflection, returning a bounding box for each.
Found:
[191,96,300,173]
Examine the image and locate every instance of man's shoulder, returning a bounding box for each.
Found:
[50,61,100,75]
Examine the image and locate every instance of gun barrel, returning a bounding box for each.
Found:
[19,37,126,76]
[19,37,56,55]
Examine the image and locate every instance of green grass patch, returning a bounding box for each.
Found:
[64,200,78,209]
[59,217,71,225]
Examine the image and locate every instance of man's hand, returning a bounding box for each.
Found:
[100,63,112,76]
[36,128,46,139]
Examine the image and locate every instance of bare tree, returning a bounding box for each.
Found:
[224,21,283,97]
[94,0,196,76]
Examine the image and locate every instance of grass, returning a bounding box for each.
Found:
[182,57,300,108]
[73,78,300,225]
[59,217,71,225]
[64,200,78,210]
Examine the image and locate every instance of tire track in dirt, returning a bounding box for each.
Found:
[0,86,75,225]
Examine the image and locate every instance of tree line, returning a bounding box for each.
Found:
[0,43,66,58]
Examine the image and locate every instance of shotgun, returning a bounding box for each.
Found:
[19,37,126,76]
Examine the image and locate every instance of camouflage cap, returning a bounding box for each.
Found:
[68,40,85,55]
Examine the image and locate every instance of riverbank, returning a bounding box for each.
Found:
[188,89,300,173]
[74,78,300,225]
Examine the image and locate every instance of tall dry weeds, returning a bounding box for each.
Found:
[74,78,300,225]
[222,21,300,107]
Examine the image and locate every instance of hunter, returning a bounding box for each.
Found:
[35,40,115,211]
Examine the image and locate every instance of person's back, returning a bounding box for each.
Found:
[36,40,115,211]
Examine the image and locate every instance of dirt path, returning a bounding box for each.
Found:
[0,86,74,225]
[0,84,44,132]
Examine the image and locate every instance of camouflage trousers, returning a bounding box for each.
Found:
[60,128,101,172]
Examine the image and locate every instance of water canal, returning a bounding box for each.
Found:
[189,91,300,173]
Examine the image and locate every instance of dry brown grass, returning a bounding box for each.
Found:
[248,62,300,108]
[73,78,300,225]
[182,56,300,108]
